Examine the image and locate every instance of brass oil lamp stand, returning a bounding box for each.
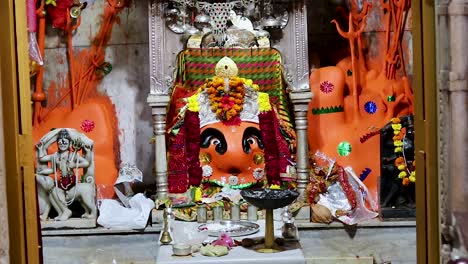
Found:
[259,208,279,253]
[241,189,299,253]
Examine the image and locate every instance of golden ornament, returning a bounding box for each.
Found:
[253,153,265,165]
[199,152,212,164]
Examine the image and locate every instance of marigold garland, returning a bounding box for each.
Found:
[206,76,246,126]
[269,184,281,190]
[392,117,415,186]
[258,92,272,112]
[239,78,259,91]
[187,94,200,112]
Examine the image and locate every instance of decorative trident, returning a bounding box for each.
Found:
[349,1,372,74]
[382,0,411,79]
[331,12,368,122]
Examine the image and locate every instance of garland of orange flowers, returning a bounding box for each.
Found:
[206,76,245,126]
[391,117,416,186]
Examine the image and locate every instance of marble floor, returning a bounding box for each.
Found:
[42,220,416,264]
[299,227,416,264]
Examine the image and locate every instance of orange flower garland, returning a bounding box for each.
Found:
[391,117,416,186]
[206,76,246,126]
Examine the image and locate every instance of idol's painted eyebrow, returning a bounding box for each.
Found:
[201,127,228,154]
[242,126,264,154]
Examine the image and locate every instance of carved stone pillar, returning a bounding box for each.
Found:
[148,0,174,200]
[448,0,468,214]
[290,90,313,193]
[148,95,170,200]
[437,0,468,259]
[448,0,468,258]
[436,1,453,261]
[279,0,310,92]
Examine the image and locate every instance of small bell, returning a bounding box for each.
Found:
[281,209,298,240]
[160,208,173,244]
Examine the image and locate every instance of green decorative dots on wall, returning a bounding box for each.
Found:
[337,141,352,157]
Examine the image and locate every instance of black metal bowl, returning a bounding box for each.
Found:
[240,189,299,210]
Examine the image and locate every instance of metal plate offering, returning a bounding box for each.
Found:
[198,221,260,237]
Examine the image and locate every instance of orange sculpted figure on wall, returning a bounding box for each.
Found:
[308,0,413,201]
[31,0,131,199]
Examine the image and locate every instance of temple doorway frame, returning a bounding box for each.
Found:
[0,0,41,263]
[0,0,442,263]
[412,0,439,262]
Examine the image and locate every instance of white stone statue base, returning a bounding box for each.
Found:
[41,218,96,229]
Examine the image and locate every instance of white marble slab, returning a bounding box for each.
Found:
[306,257,374,264]
[41,218,96,229]
[156,220,305,264]
[299,227,416,264]
[41,221,417,263]
[43,234,158,264]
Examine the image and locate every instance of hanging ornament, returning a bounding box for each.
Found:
[207,2,235,45]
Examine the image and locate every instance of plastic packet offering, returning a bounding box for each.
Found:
[311,151,336,180]
[308,151,378,225]
[317,168,378,225]
[306,151,338,205]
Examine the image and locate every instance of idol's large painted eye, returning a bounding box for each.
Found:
[242,127,264,154]
[246,137,255,145]
[201,128,227,154]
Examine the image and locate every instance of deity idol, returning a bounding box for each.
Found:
[36,128,96,222]
[167,57,295,193]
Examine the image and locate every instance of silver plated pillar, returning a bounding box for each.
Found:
[148,95,170,200]
[290,90,313,193]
